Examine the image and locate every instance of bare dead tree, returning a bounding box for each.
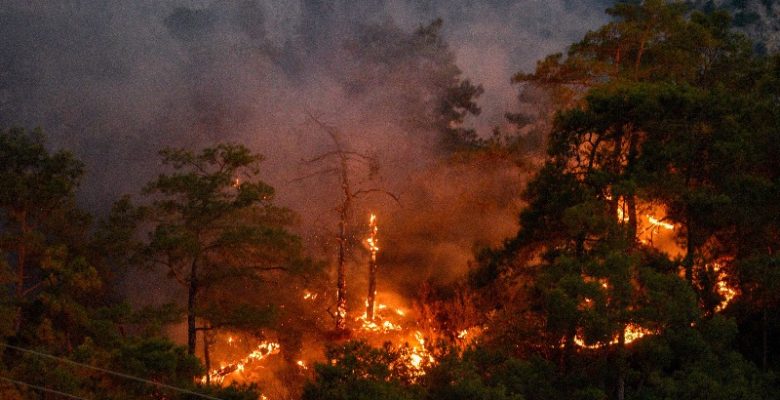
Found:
[298,113,398,332]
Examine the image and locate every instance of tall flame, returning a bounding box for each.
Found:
[367,213,379,254]
[366,213,380,321]
[711,263,737,312]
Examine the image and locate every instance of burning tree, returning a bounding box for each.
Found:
[140,144,304,358]
[365,213,379,321]
[300,115,398,332]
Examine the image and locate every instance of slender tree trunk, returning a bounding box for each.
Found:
[684,217,695,284]
[187,259,199,355]
[626,133,639,245]
[617,326,626,400]
[335,159,351,331]
[627,196,638,243]
[203,328,212,384]
[336,210,348,330]
[634,17,655,80]
[609,127,625,227]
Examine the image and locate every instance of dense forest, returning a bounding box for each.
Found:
[1,1,780,399]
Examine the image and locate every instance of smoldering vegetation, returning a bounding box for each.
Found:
[0,0,610,298]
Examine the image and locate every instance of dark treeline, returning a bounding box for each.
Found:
[2,1,780,400]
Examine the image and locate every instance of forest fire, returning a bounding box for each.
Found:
[198,212,441,391]
[354,300,435,374]
[196,199,741,392]
[352,289,438,374]
[201,340,281,384]
[571,202,741,352]
[408,331,435,371]
[574,323,656,349]
[355,307,403,332]
[712,263,737,312]
[355,213,437,374]
[3,2,778,399]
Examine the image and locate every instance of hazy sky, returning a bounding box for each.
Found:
[0,1,611,201]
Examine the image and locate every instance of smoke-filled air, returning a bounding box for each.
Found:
[2,1,780,399]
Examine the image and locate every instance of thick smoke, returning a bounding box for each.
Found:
[0,0,611,297]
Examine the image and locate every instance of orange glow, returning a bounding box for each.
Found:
[352,291,436,375]
[367,213,379,253]
[711,263,737,312]
[201,340,280,384]
[647,215,674,230]
[574,323,655,349]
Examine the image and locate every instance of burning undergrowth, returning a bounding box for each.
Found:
[197,185,517,398]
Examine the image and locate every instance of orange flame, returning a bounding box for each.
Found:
[711,263,737,312]
[201,340,281,384]
[367,213,379,253]
[573,323,655,349]
[647,215,674,230]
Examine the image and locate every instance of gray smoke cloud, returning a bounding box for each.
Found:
[0,0,611,294]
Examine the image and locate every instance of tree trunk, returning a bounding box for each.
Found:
[335,157,351,331]
[187,259,199,355]
[617,326,626,400]
[684,217,695,284]
[626,132,639,246]
[203,329,212,384]
[336,213,348,330]
[634,17,656,80]
[626,196,638,243]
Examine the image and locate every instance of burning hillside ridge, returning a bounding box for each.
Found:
[570,200,738,350]
[197,195,740,399]
[198,214,469,396]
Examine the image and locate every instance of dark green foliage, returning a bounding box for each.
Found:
[302,341,419,400]
[2,2,780,399]
[139,143,306,355]
[467,2,780,399]
[0,128,258,400]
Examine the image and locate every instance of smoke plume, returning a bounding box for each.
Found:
[0,0,611,295]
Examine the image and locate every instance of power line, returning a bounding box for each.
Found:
[0,342,224,400]
[0,375,92,400]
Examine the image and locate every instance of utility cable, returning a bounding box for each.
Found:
[0,342,224,400]
[0,374,92,400]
